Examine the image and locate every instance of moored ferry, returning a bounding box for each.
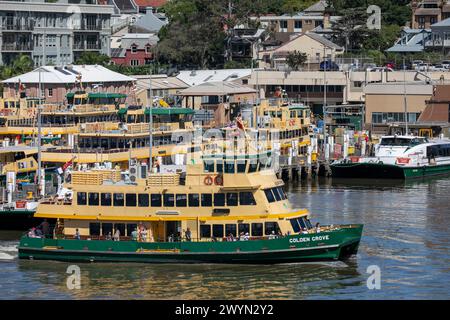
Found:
[18,151,363,264]
[330,135,450,179]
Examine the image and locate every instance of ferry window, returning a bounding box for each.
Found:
[138,194,149,207]
[272,187,282,201]
[151,194,162,207]
[225,224,237,237]
[102,223,113,236]
[126,193,137,207]
[238,223,250,235]
[77,192,87,205]
[189,194,200,207]
[290,218,301,233]
[176,194,187,207]
[200,224,211,238]
[277,187,287,200]
[101,193,112,206]
[265,222,280,235]
[163,194,175,207]
[204,160,214,173]
[216,161,224,173]
[237,161,247,173]
[305,218,313,229]
[226,193,238,206]
[212,224,224,238]
[126,223,137,236]
[239,192,256,205]
[214,193,225,206]
[89,223,100,236]
[201,194,212,207]
[251,223,263,237]
[88,192,99,206]
[225,161,235,173]
[113,193,124,206]
[264,189,275,203]
[248,161,258,173]
[114,223,125,236]
[298,218,307,230]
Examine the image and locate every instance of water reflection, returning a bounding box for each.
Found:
[16,259,361,300]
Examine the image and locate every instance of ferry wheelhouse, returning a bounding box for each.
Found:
[331,135,450,179]
[18,151,363,264]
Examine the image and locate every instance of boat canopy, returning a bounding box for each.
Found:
[143,107,195,116]
[66,92,127,99]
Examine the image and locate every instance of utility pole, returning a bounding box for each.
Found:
[323,47,328,159]
[403,57,408,135]
[37,66,43,196]
[148,69,153,170]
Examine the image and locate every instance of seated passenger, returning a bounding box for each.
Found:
[238,232,245,241]
[131,228,138,241]
[27,228,36,238]
[244,232,250,241]
[302,228,309,234]
[226,233,234,242]
[268,231,276,240]
[74,228,81,240]
[113,229,120,241]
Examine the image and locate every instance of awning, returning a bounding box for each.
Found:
[118,107,128,115]
[144,107,195,115]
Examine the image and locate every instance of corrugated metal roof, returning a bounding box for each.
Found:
[176,69,251,86]
[178,81,256,96]
[2,65,136,84]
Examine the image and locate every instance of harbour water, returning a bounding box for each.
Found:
[1,177,450,300]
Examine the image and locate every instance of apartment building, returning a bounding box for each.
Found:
[411,0,450,29]
[0,0,114,66]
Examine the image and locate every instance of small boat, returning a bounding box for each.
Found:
[18,151,363,264]
[330,135,450,179]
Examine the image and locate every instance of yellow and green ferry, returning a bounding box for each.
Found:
[18,152,363,264]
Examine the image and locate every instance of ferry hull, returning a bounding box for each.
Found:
[330,162,450,180]
[18,225,363,264]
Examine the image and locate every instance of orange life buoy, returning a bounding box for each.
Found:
[214,175,223,186]
[204,175,213,185]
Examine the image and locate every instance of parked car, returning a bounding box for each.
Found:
[429,64,447,71]
[368,66,393,72]
[319,60,340,71]
[441,60,450,69]
[412,60,424,68]
[385,62,396,69]
[415,63,430,71]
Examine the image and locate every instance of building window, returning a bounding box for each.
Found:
[48,88,53,97]
[280,20,288,29]
[130,59,139,66]
[145,45,151,54]
[430,17,437,25]
[294,20,302,29]
[131,45,137,53]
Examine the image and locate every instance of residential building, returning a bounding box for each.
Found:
[111,33,158,66]
[133,1,168,14]
[386,28,431,53]
[229,28,267,63]
[0,0,114,66]
[424,17,450,53]
[258,33,344,71]
[111,0,168,14]
[129,6,168,33]
[411,0,450,29]
[256,0,337,35]
[1,65,136,104]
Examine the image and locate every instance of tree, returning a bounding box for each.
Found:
[286,50,308,70]
[75,52,110,66]
[281,0,316,15]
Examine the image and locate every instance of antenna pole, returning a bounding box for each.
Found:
[148,69,153,169]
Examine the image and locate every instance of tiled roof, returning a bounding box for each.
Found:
[133,0,167,7]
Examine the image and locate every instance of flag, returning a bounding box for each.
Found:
[62,156,76,171]
[236,116,244,130]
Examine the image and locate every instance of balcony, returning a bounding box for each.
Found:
[425,39,450,47]
[73,42,101,50]
[1,43,33,51]
[1,20,34,31]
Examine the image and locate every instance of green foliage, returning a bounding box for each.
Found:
[0,54,34,80]
[75,52,111,66]
[281,0,316,15]
[286,50,308,70]
[224,59,252,69]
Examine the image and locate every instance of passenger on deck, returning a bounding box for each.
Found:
[39,219,50,238]
[226,233,234,241]
[268,231,276,240]
[185,228,192,242]
[141,227,147,242]
[131,228,138,241]
[106,232,112,240]
[238,232,245,241]
[74,229,81,240]
[27,228,37,238]
[315,223,321,233]
[114,229,120,241]
[302,228,309,234]
[244,232,250,241]
[35,227,43,238]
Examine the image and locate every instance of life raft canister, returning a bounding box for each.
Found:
[204,175,213,185]
[214,175,223,186]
